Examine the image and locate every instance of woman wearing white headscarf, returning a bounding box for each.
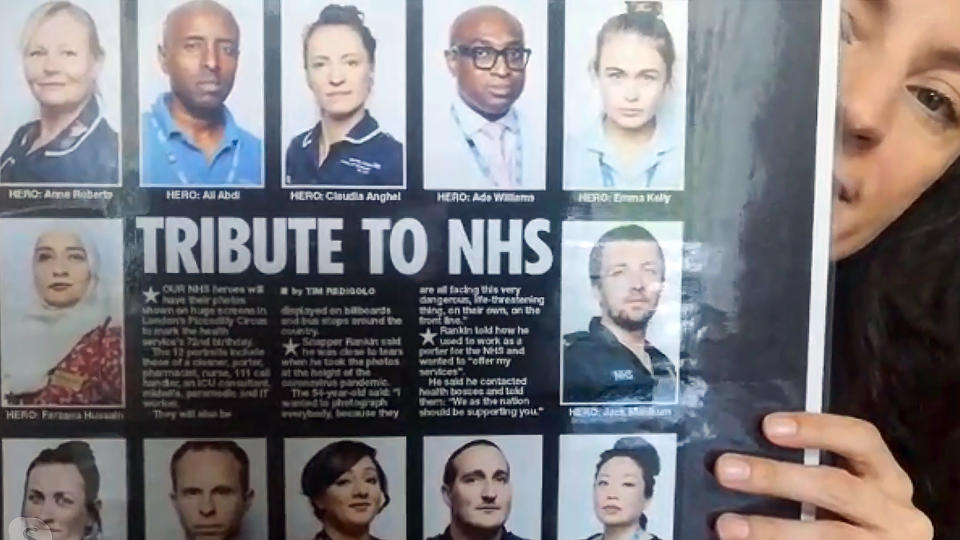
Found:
[2,226,122,406]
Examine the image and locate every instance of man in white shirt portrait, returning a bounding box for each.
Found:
[424,5,545,191]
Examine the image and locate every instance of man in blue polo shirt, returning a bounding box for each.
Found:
[141,0,261,187]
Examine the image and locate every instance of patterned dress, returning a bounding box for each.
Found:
[7,318,122,406]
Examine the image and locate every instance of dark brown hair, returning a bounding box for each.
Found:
[302,4,376,69]
[591,1,676,82]
[25,441,102,534]
[832,158,960,537]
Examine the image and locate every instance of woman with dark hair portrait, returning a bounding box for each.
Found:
[713,0,960,538]
[565,1,680,191]
[580,437,662,540]
[300,440,390,540]
[0,1,118,185]
[1,226,122,406]
[285,4,403,187]
[21,441,104,540]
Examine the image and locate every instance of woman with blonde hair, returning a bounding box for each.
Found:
[1,1,118,185]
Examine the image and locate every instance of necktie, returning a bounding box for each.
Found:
[479,122,515,188]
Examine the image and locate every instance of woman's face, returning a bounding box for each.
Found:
[593,456,650,527]
[305,25,372,120]
[833,0,960,258]
[33,230,92,309]
[315,456,385,531]
[596,32,669,131]
[23,11,101,112]
[23,463,93,540]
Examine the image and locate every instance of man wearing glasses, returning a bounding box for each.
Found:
[425,5,542,190]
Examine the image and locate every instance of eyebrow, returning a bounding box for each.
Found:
[925,47,960,75]
[467,38,523,48]
[857,0,890,15]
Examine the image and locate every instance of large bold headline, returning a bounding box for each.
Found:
[136,217,552,276]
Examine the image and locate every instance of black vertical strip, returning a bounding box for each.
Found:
[121,2,142,539]
[267,435,285,540]
[128,435,145,539]
[263,1,283,538]
[264,0,282,199]
[407,0,424,195]
[542,1,566,537]
[406,1,425,539]
[122,0,141,199]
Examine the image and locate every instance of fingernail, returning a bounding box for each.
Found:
[717,456,751,482]
[765,414,799,437]
[717,513,751,539]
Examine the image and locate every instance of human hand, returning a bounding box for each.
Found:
[713,412,933,539]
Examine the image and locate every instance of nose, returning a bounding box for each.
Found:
[328,63,345,85]
[624,80,640,102]
[839,51,900,154]
[36,501,57,525]
[202,43,220,72]
[51,259,69,277]
[480,480,497,501]
[490,53,510,78]
[198,495,216,517]
[351,481,369,498]
[42,53,60,74]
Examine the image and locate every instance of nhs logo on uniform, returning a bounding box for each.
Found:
[612,370,634,381]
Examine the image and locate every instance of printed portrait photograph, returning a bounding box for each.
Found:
[284,437,406,540]
[0,218,124,408]
[563,0,688,191]
[560,220,683,405]
[3,438,128,540]
[421,0,547,191]
[138,0,265,188]
[143,438,268,540]
[0,0,122,186]
[281,0,406,189]
[557,433,677,540]
[422,435,542,540]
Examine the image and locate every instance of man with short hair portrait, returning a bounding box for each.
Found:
[563,224,678,404]
[428,440,530,540]
[141,0,262,186]
[425,5,541,190]
[169,440,254,540]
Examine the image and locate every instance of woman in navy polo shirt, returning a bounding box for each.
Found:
[285,4,403,188]
[1,1,118,185]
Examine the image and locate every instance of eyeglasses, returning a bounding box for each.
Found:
[450,45,531,71]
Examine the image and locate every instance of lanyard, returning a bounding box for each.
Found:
[150,112,240,185]
[450,104,523,187]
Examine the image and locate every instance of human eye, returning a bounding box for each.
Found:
[27,47,46,58]
[54,493,74,507]
[908,85,959,127]
[472,47,494,60]
[311,60,327,69]
[334,477,351,487]
[596,479,608,487]
[220,43,238,57]
[27,491,43,504]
